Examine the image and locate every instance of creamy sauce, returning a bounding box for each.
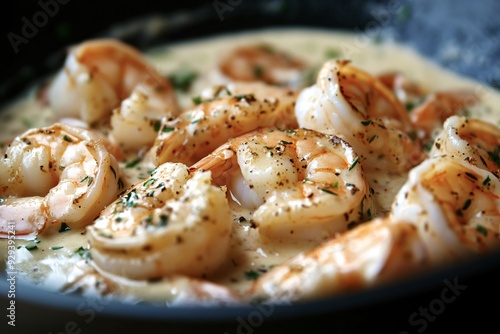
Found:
[1,27,500,304]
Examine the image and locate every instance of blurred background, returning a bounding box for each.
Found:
[1,0,500,333]
[1,0,499,102]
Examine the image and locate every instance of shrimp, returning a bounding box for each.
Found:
[409,90,480,141]
[0,123,120,238]
[218,44,306,88]
[198,81,299,106]
[377,71,428,106]
[431,116,500,178]
[190,128,373,242]
[149,86,298,167]
[86,162,232,280]
[109,83,178,153]
[248,217,428,302]
[391,156,500,265]
[47,39,179,124]
[295,60,426,210]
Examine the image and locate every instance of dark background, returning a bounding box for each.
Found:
[2,0,499,103]
[1,0,500,333]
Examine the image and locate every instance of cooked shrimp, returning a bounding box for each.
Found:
[295,60,426,210]
[409,90,480,140]
[47,39,179,124]
[150,87,298,167]
[191,128,373,242]
[87,162,232,280]
[109,83,178,153]
[431,116,500,178]
[0,123,120,238]
[218,44,306,87]
[55,253,242,305]
[198,81,299,106]
[391,156,500,265]
[377,71,428,106]
[248,217,428,302]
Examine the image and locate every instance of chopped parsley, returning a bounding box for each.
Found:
[483,175,491,186]
[153,120,162,132]
[58,223,71,233]
[321,188,337,195]
[80,175,93,186]
[487,146,500,167]
[405,101,415,111]
[98,232,113,239]
[244,265,271,281]
[168,68,198,92]
[159,215,169,227]
[125,157,142,168]
[253,65,264,78]
[235,94,255,101]
[423,141,434,152]
[348,156,360,171]
[143,178,157,187]
[162,126,175,133]
[121,189,139,208]
[244,270,261,280]
[476,225,488,237]
[75,246,92,259]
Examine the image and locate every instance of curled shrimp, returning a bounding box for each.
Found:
[47,39,179,124]
[377,71,428,106]
[191,128,373,242]
[218,44,306,87]
[378,71,480,141]
[248,217,428,302]
[391,156,500,265]
[0,123,120,238]
[295,60,426,210]
[109,83,179,153]
[87,162,232,280]
[149,85,298,167]
[431,116,500,178]
[409,90,480,140]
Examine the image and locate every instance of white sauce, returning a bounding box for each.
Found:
[1,28,500,303]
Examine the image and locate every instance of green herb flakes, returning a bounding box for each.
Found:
[59,223,71,233]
